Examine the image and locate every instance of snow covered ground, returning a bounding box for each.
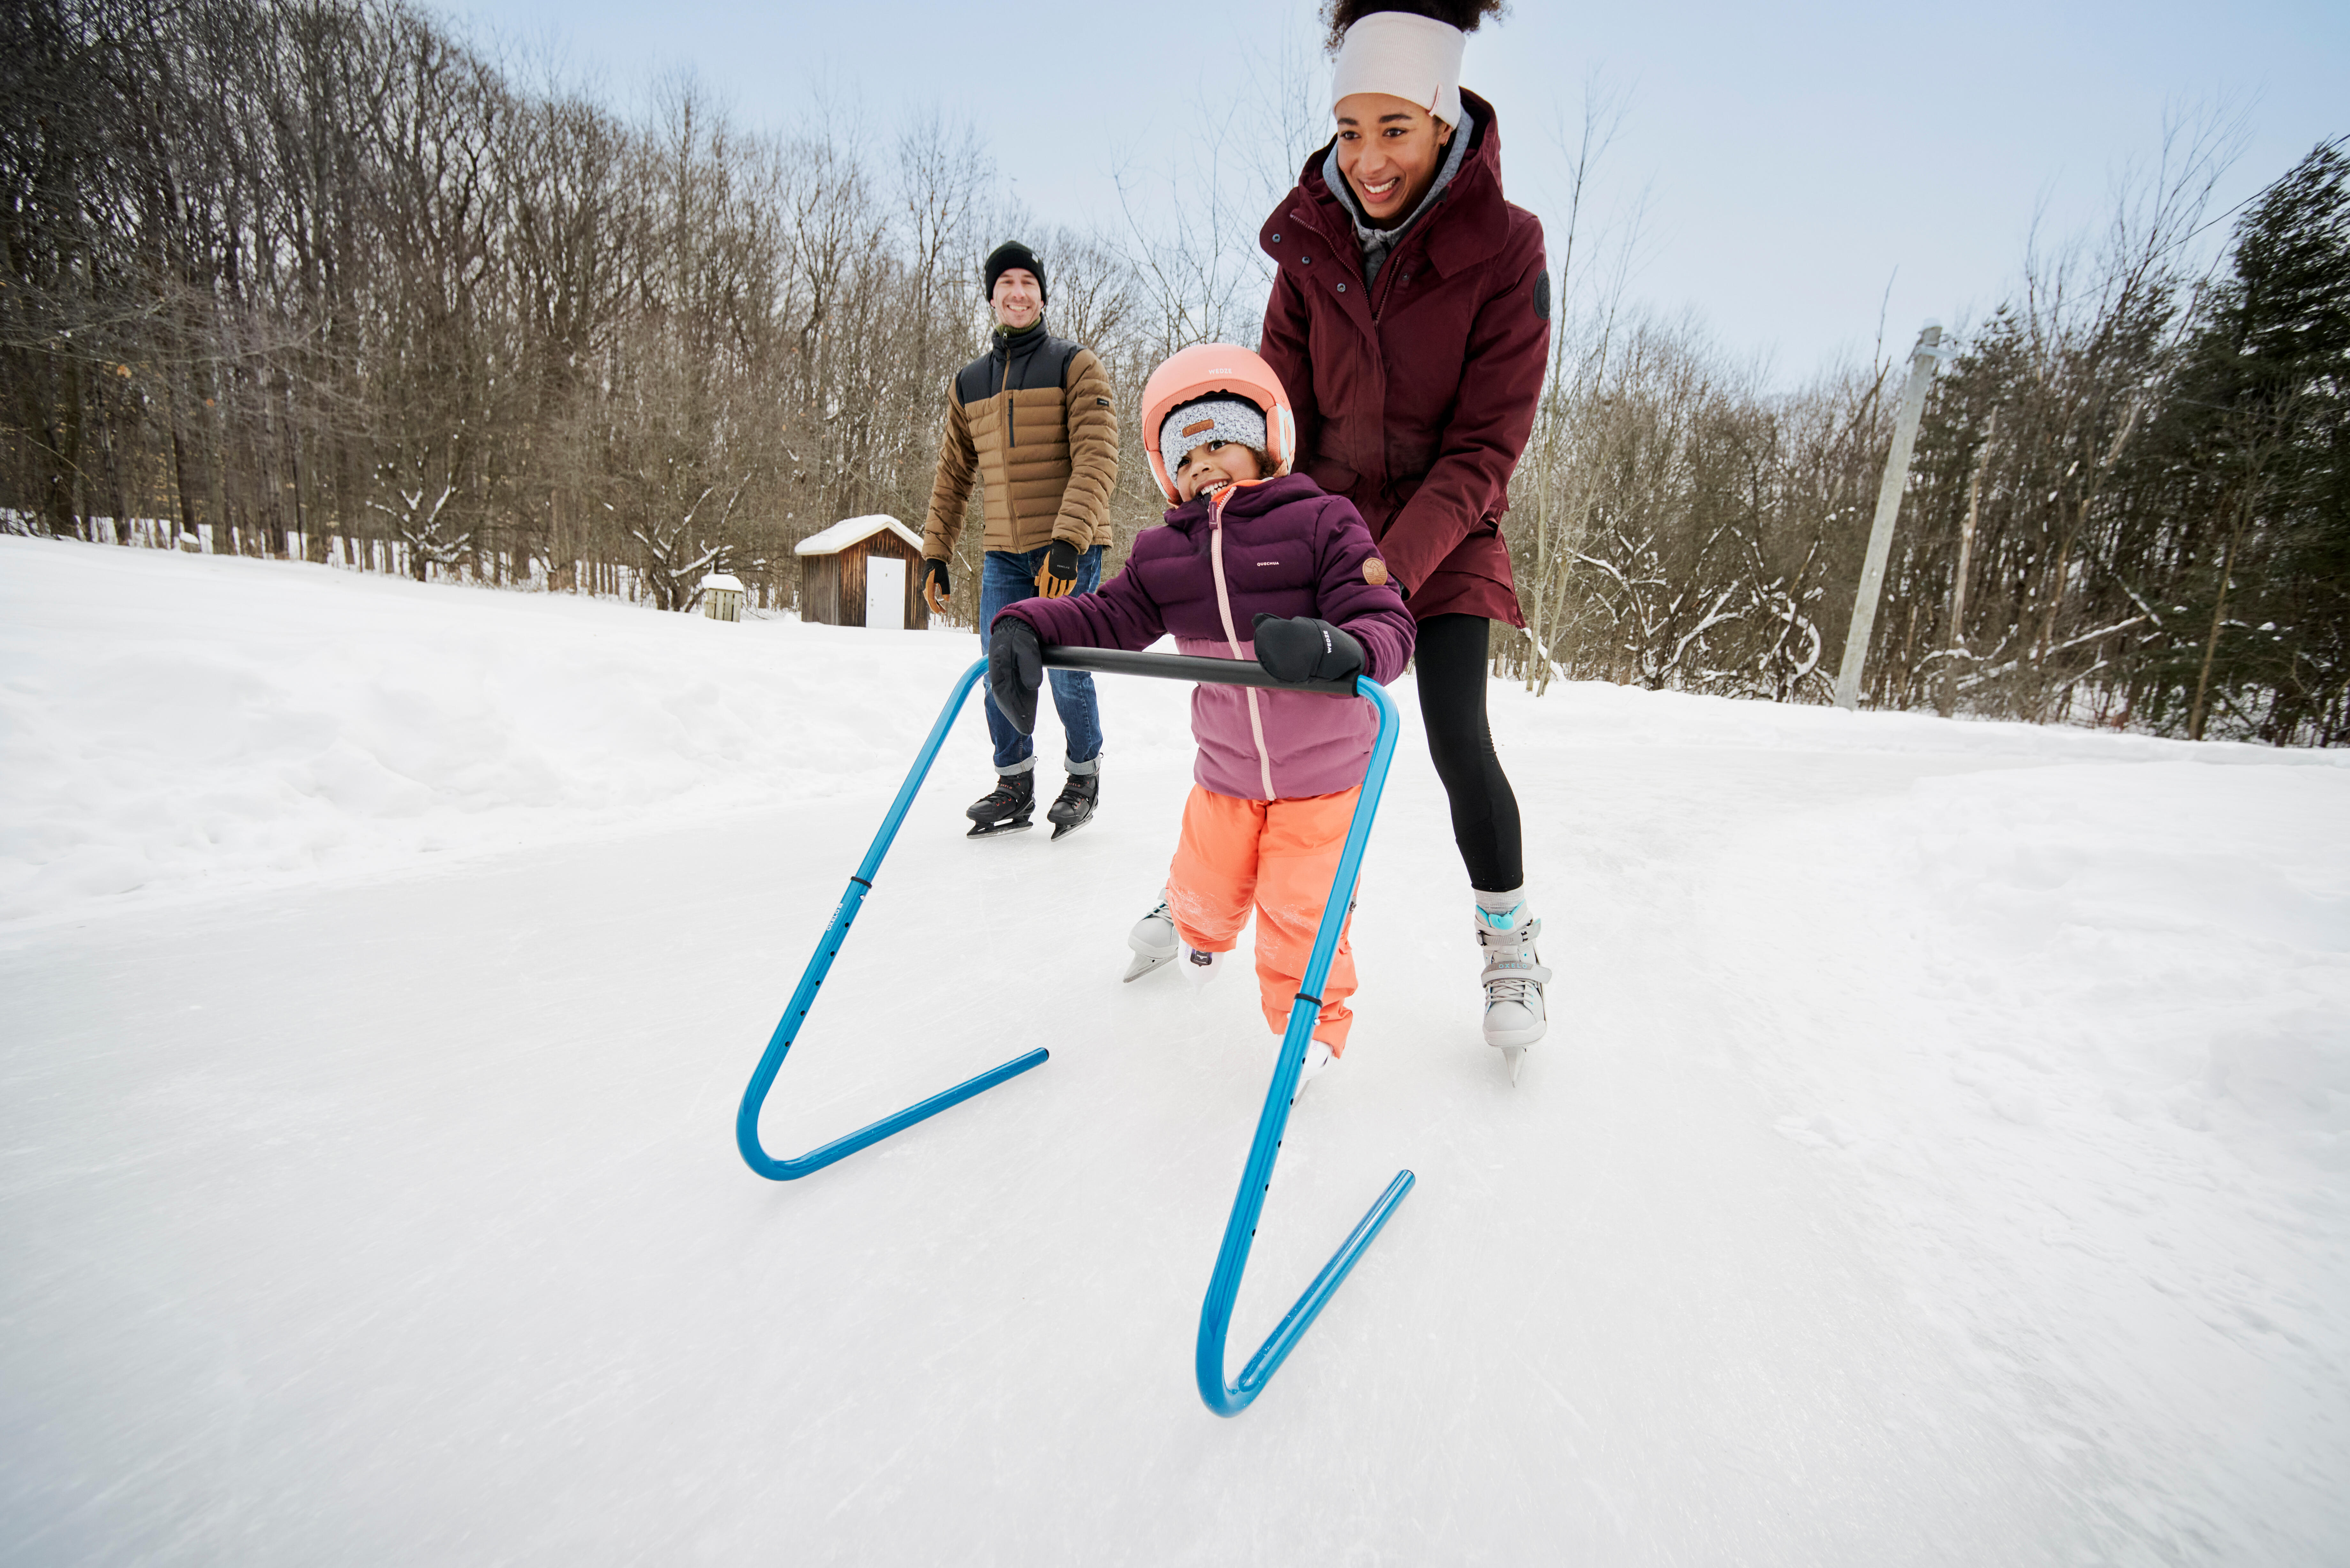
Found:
[3,534,2346,1565]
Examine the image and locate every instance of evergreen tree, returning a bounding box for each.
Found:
[2142,140,2350,743]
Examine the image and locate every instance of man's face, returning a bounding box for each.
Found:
[1333,93,1453,230]
[991,267,1042,329]
[1173,440,1264,503]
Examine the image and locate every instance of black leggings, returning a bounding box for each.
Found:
[1411,614,1524,893]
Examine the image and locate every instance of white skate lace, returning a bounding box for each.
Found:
[1484,967,1539,1004]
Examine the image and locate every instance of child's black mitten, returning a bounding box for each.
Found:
[987,616,1045,734]
[1251,613,1365,685]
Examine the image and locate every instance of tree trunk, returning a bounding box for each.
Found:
[2189,498,2248,742]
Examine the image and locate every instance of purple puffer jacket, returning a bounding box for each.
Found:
[998,471,1414,802]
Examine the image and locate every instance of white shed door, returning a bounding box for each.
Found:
[864,554,905,630]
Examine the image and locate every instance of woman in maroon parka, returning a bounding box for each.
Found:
[1260,0,1552,1065]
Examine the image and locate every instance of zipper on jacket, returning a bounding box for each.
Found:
[1370,226,1424,322]
[1207,486,1278,799]
[999,338,1015,451]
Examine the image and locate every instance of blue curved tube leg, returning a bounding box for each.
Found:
[1195,677,1417,1415]
[736,658,1049,1180]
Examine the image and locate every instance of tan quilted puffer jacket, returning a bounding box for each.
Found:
[921,324,1118,559]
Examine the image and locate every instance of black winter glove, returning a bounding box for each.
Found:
[1252,613,1366,685]
[1035,539,1081,598]
[987,616,1045,735]
[921,557,951,613]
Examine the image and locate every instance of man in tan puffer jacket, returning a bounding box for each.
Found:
[921,241,1119,840]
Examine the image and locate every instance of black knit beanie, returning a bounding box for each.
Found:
[983,241,1048,306]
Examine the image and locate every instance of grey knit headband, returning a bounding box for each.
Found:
[1160,397,1267,471]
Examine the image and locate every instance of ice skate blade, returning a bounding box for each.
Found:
[1123,949,1175,983]
[1502,1046,1526,1084]
[1049,816,1090,841]
[965,818,1034,840]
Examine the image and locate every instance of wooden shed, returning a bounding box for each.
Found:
[794,514,929,630]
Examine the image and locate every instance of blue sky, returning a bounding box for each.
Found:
[438,0,2348,381]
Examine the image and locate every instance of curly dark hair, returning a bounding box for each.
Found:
[1322,0,1509,53]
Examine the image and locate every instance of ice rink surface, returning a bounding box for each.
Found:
[4,537,2346,1564]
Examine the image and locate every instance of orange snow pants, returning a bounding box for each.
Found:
[1165,785,1361,1053]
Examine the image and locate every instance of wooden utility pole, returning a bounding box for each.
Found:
[1836,322,1945,711]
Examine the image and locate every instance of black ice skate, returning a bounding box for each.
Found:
[964,772,1035,839]
[1045,772,1098,841]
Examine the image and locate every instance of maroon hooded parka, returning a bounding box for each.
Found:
[1258,88,1548,628]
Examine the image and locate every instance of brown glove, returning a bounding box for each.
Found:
[1034,539,1080,599]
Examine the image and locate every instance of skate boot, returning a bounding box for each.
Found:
[1123,892,1178,983]
[1046,771,1098,841]
[1475,902,1551,1083]
[964,771,1035,839]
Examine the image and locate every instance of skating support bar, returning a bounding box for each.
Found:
[735,650,1414,1418]
[735,659,1049,1180]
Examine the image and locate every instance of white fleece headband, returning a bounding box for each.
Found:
[1331,12,1466,128]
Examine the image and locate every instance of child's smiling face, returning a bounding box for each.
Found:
[1174,440,1264,503]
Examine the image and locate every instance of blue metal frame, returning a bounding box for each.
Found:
[735,658,1049,1180]
[1193,676,1414,1415]
[736,649,1415,1418]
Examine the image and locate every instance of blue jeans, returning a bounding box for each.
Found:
[978,544,1104,775]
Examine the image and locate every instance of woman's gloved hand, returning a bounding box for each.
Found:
[1034,539,1081,598]
[921,558,951,615]
[1251,613,1365,685]
[987,616,1045,734]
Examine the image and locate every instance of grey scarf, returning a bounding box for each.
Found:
[1322,105,1475,289]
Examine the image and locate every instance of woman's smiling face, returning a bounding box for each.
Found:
[1332,92,1453,229]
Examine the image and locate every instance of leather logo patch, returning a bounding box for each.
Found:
[1181,418,1215,437]
[1364,557,1390,587]
[1095,397,1110,406]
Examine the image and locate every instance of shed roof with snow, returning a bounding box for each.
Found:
[794,514,923,557]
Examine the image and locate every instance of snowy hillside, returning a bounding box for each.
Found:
[3,535,2346,1565]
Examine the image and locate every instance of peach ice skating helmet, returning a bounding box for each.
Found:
[1139,343,1298,502]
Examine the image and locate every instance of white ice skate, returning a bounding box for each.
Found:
[1290,1038,1337,1096]
[1181,945,1226,988]
[1475,905,1551,1083]
[1123,893,1179,983]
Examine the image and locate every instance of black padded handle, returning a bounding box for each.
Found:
[1040,645,1359,699]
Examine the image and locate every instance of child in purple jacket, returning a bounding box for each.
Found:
[987,345,1414,1086]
